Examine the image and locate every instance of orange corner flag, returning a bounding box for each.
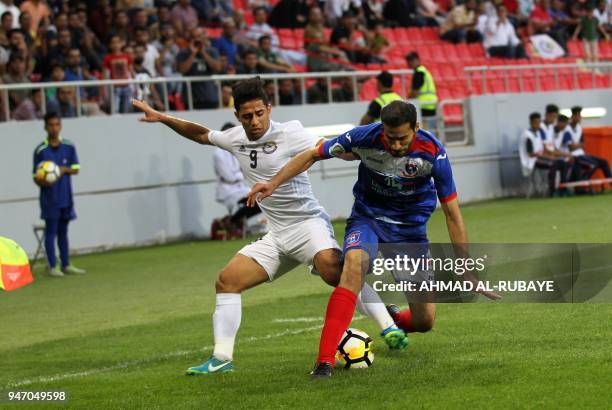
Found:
[0,237,34,291]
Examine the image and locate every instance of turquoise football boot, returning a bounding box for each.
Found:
[381,326,409,350]
[186,356,234,375]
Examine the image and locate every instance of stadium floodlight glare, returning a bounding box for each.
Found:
[306,123,355,138]
[560,107,607,118]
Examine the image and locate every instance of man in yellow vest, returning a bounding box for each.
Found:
[406,52,438,131]
[359,71,402,125]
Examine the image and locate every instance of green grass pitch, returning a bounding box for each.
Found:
[2,194,611,409]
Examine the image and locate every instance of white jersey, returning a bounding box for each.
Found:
[540,122,556,152]
[519,127,545,176]
[213,148,250,211]
[208,120,327,232]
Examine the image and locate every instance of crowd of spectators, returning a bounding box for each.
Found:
[0,0,609,120]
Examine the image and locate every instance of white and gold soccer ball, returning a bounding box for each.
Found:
[36,161,61,184]
[335,328,374,369]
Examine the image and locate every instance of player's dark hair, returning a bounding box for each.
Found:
[253,6,267,15]
[377,71,393,88]
[571,106,582,115]
[221,122,236,131]
[1,11,11,20]
[529,112,541,121]
[232,77,269,111]
[44,112,61,125]
[381,101,417,128]
[545,104,559,114]
[258,35,271,45]
[558,114,569,122]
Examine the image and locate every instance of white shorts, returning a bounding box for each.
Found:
[238,217,340,281]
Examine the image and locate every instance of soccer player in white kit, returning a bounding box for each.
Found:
[132,78,407,375]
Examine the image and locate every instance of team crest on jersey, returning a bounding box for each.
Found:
[346,231,361,247]
[329,142,345,157]
[401,158,433,178]
[263,141,278,154]
[239,145,246,152]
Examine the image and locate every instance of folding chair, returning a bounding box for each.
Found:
[31,223,46,266]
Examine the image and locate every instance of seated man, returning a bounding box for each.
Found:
[213,122,261,237]
[519,112,571,196]
[558,107,611,181]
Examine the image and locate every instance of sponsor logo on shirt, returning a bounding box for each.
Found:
[346,231,361,247]
[239,145,246,152]
[401,157,433,178]
[263,141,277,154]
[329,142,345,157]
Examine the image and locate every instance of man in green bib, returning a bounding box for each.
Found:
[359,71,402,125]
[406,52,438,131]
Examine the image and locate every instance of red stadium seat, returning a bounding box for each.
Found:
[578,72,595,89]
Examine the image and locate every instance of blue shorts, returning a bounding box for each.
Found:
[42,206,76,221]
[342,214,428,263]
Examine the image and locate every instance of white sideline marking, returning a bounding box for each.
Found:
[4,324,325,389]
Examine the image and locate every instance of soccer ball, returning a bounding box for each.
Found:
[36,161,61,184]
[335,328,374,369]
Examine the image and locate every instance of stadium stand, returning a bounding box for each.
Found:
[0,0,610,126]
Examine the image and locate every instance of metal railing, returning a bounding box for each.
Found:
[0,70,415,121]
[464,61,612,94]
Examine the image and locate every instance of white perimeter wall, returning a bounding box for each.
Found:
[1,89,610,255]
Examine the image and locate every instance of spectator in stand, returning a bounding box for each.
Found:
[244,6,307,67]
[440,0,483,44]
[149,2,172,41]
[18,11,34,46]
[573,4,609,63]
[269,0,309,28]
[304,7,349,71]
[46,86,76,118]
[45,63,63,99]
[331,76,355,102]
[306,77,329,104]
[19,0,50,39]
[0,0,20,29]
[80,30,103,75]
[484,4,527,58]
[134,26,159,76]
[103,34,133,113]
[383,0,418,27]
[176,27,221,109]
[364,21,389,63]
[112,10,131,44]
[212,18,240,67]
[330,11,370,64]
[2,53,29,109]
[359,71,401,125]
[171,0,198,39]
[63,47,93,100]
[519,112,570,196]
[257,35,294,73]
[88,0,113,44]
[528,0,567,51]
[417,0,444,26]
[236,48,259,74]
[133,43,164,111]
[154,24,181,84]
[13,87,42,120]
[201,0,233,24]
[1,11,14,37]
[594,0,610,33]
[324,0,363,26]
[278,78,301,105]
[362,0,384,28]
[220,83,233,107]
[44,27,71,70]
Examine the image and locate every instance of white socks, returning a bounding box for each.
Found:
[212,293,242,361]
[356,282,396,331]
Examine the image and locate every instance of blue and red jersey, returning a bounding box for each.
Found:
[319,122,457,226]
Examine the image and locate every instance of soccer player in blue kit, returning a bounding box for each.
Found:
[33,112,86,277]
[248,101,499,377]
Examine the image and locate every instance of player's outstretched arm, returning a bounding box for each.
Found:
[246,146,321,207]
[441,199,502,301]
[132,99,213,145]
